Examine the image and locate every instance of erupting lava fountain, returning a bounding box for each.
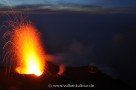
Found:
[11,23,46,76]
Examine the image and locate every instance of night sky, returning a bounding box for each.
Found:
[0,0,136,8]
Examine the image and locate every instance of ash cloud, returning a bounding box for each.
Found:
[46,39,118,77]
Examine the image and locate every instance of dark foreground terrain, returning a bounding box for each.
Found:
[0,61,133,90]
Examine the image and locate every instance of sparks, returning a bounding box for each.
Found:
[12,23,45,76]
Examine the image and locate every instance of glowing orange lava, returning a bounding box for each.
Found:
[12,23,45,76]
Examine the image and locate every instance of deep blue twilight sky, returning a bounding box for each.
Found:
[0,0,136,8]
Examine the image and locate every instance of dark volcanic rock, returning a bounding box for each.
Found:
[0,62,133,90]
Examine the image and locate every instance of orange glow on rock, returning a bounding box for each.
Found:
[12,23,45,76]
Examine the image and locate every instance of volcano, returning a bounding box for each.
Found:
[0,61,132,90]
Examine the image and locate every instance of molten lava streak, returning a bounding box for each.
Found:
[12,23,45,76]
